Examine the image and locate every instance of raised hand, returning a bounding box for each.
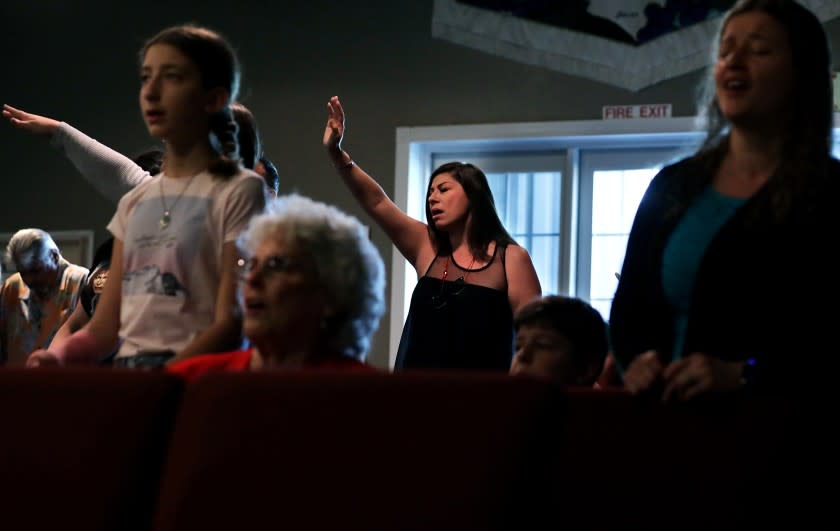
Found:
[2,104,61,136]
[323,96,345,154]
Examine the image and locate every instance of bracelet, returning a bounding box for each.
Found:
[332,151,355,170]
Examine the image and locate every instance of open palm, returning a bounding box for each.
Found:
[323,96,346,151]
[2,104,60,136]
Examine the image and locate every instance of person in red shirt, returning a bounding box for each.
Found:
[169,193,386,380]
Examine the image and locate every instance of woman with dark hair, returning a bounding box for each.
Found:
[324,96,541,371]
[611,0,839,400]
[19,24,265,368]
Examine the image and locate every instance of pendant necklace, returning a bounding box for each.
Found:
[159,174,197,230]
[433,254,476,310]
[441,254,477,285]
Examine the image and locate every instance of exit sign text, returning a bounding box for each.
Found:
[603,104,672,120]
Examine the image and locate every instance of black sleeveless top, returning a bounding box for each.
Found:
[395,245,514,371]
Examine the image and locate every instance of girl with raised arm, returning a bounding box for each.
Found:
[3,101,269,201]
[23,24,265,368]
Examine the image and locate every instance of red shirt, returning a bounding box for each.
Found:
[167,349,375,381]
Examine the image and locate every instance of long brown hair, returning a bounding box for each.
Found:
[141,24,242,178]
[692,0,833,220]
[425,162,516,260]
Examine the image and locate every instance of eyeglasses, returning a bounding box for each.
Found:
[236,255,302,279]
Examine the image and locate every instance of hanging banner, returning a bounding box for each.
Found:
[432,0,840,91]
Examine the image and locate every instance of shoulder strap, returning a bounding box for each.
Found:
[499,244,509,292]
[422,253,443,277]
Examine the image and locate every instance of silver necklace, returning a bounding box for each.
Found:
[158,174,197,230]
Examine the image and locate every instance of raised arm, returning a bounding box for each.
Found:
[323,96,430,268]
[3,104,152,202]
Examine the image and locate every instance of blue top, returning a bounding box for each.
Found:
[661,186,746,360]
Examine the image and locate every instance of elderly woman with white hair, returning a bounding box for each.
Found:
[168,194,386,379]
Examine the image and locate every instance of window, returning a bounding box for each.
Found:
[577,148,688,318]
[387,116,840,366]
[389,118,703,366]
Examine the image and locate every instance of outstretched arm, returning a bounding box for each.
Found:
[323,96,431,269]
[3,104,153,202]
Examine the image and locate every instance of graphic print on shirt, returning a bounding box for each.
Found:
[122,194,210,300]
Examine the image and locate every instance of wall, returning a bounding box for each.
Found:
[2,0,839,367]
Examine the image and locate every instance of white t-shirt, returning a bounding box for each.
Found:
[107,169,265,358]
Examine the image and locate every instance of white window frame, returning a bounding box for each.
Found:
[576,146,693,308]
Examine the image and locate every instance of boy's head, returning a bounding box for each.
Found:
[511,295,608,386]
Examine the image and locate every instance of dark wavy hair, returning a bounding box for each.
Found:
[692,0,833,219]
[258,156,280,195]
[425,161,515,260]
[140,24,242,178]
[232,102,261,170]
[132,148,164,176]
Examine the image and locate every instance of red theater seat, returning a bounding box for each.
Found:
[548,388,796,530]
[0,368,183,531]
[153,371,556,531]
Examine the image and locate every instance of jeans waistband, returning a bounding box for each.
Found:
[113,351,174,370]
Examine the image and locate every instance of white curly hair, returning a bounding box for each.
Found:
[238,193,385,360]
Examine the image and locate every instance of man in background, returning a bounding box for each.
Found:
[0,228,88,366]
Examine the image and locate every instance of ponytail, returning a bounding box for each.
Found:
[208,105,240,178]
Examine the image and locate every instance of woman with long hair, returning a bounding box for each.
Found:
[21,24,265,367]
[611,0,839,400]
[324,97,541,370]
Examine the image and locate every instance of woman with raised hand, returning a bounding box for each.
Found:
[22,24,265,368]
[324,96,541,371]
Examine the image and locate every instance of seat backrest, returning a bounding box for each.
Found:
[0,368,183,531]
[547,388,795,531]
[153,371,557,531]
